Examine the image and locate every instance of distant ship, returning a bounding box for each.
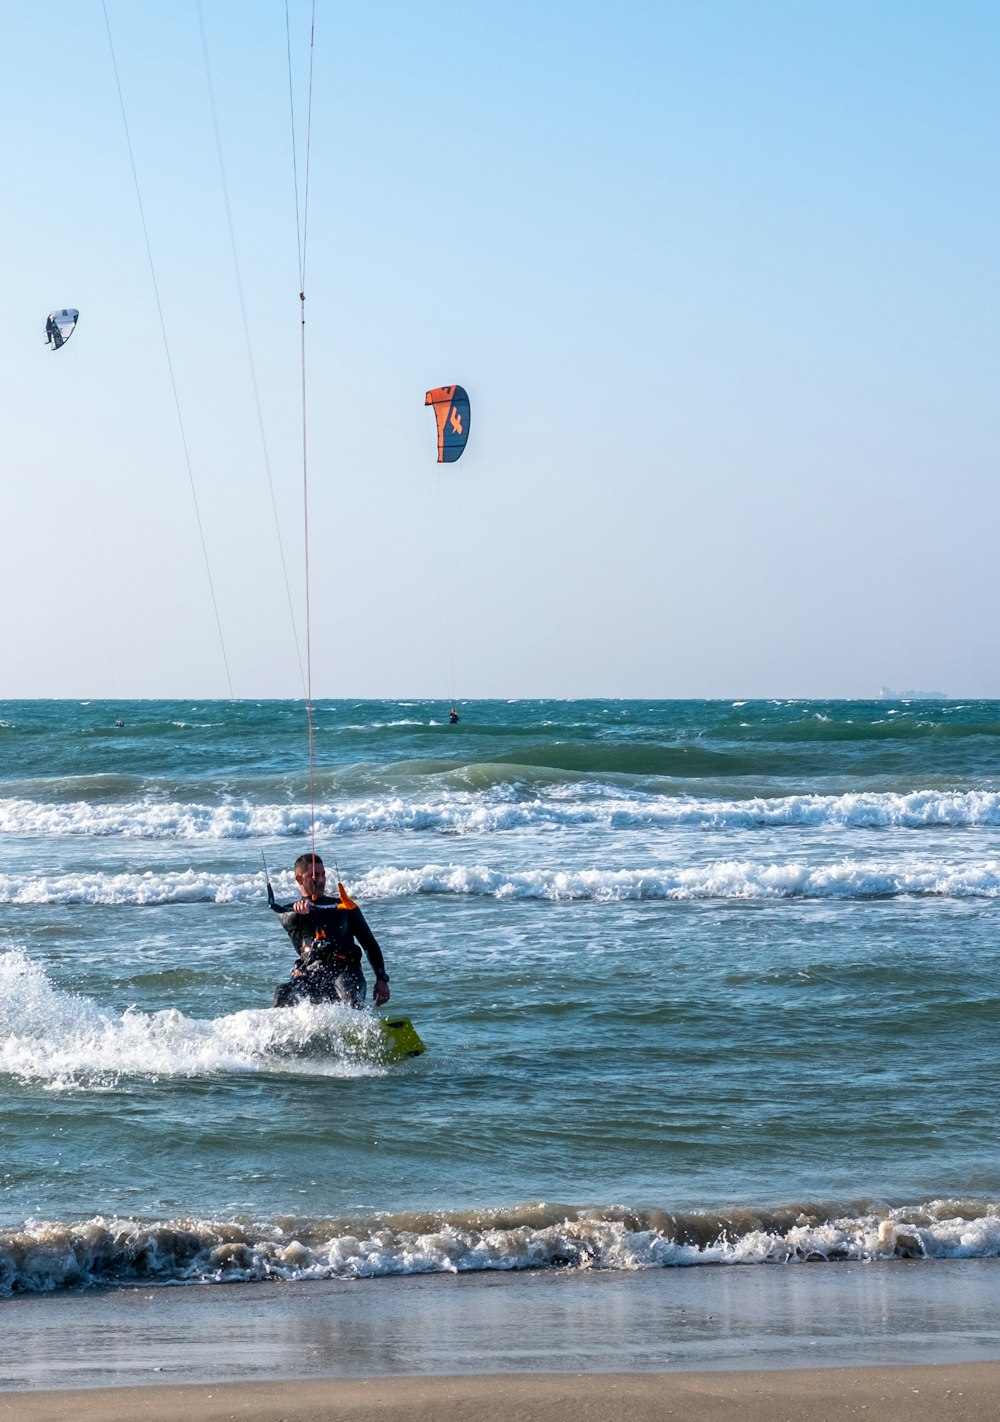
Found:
[878,686,949,700]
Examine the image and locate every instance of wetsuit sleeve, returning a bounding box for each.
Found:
[277,909,307,954]
[350,906,388,980]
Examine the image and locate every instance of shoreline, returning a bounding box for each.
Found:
[3,1258,1000,1394]
[2,1365,999,1421]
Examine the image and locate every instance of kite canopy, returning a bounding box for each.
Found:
[45,309,79,351]
[425,385,470,463]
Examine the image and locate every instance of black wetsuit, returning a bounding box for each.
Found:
[271,894,388,1009]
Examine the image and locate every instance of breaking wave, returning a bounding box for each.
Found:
[3,1197,1000,1295]
[4,788,1000,839]
[5,856,1000,906]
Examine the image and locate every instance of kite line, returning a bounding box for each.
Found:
[285,0,350,897]
[101,0,236,701]
[196,0,306,699]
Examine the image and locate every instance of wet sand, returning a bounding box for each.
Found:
[2,1260,1000,1415]
[2,1366,999,1422]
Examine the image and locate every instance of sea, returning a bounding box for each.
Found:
[2,697,1000,1344]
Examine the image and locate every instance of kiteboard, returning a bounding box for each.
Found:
[378,1016,426,1061]
[342,1014,425,1064]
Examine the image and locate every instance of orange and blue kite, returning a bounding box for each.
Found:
[425,385,470,463]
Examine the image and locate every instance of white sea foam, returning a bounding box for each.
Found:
[4,855,1000,906]
[4,788,1000,839]
[2,1199,999,1294]
[0,951,388,1088]
[360,858,1000,902]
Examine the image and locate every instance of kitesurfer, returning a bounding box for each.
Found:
[449,707,460,724]
[270,853,391,1009]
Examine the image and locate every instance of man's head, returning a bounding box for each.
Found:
[293,853,326,897]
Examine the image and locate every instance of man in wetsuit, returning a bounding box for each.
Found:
[270,853,391,1009]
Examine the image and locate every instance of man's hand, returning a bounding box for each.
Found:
[293,897,315,914]
[373,978,391,1006]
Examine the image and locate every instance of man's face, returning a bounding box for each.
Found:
[297,858,326,897]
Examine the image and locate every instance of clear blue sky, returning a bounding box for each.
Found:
[2,0,997,698]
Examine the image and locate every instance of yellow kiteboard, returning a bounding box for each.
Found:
[340,1014,426,1063]
[377,1016,426,1061]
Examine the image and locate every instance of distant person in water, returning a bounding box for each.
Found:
[269,853,390,1009]
[449,707,460,724]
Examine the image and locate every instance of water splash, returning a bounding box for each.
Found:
[0,950,388,1089]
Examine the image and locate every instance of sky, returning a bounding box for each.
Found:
[2,0,997,699]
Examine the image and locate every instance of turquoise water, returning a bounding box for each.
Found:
[2,698,1000,1292]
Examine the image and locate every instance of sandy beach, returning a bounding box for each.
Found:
[2,1365,998,1422]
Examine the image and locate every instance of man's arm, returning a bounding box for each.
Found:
[349,906,391,1004]
[268,892,309,949]
[269,887,327,934]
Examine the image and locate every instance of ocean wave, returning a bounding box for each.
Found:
[2,1197,999,1295]
[719,716,1000,744]
[5,856,1000,906]
[362,859,1000,902]
[0,951,395,1088]
[4,788,1000,839]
